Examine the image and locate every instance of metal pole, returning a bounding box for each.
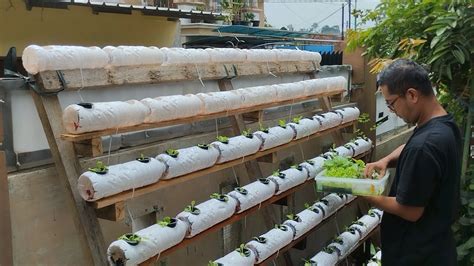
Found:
[354,0,357,29]
[348,0,351,29]
[341,3,345,40]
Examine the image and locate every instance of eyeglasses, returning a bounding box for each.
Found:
[385,96,400,111]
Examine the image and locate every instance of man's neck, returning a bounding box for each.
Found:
[416,97,447,126]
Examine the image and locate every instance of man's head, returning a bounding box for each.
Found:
[377,59,433,124]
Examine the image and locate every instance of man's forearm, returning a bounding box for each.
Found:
[363,195,423,222]
[383,144,405,168]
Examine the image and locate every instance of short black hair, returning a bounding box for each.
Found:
[377,59,433,96]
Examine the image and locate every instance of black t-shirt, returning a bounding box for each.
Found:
[381,114,461,266]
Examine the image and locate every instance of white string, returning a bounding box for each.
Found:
[215,118,219,139]
[77,66,85,102]
[127,206,135,232]
[106,127,119,165]
[266,61,277,78]
[232,167,239,186]
[298,143,305,160]
[154,252,161,263]
[193,63,205,88]
[288,99,295,121]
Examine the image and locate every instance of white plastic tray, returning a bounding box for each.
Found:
[314,170,390,196]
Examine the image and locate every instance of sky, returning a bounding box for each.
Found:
[264,0,380,32]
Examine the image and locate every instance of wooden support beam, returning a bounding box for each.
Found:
[256,153,277,164]
[95,201,125,221]
[74,138,103,157]
[0,151,13,266]
[31,91,107,266]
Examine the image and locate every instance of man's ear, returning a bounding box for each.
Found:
[406,88,419,103]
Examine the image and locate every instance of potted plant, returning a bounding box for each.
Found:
[243,12,254,26]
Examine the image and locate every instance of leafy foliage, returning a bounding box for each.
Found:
[88,161,108,174]
[323,155,375,179]
[216,135,229,144]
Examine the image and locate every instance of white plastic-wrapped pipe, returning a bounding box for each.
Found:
[302,78,328,97]
[244,49,277,62]
[233,86,276,107]
[358,214,379,231]
[269,167,308,195]
[196,91,244,114]
[335,107,360,124]
[103,46,165,67]
[185,48,212,64]
[309,247,339,266]
[78,158,166,201]
[272,82,306,101]
[177,196,238,237]
[333,145,355,157]
[206,48,247,63]
[156,145,219,180]
[246,225,294,263]
[254,125,295,151]
[227,178,277,213]
[349,221,369,238]
[312,193,345,218]
[299,161,318,180]
[160,47,190,65]
[63,100,149,134]
[283,209,323,240]
[107,218,188,265]
[22,45,109,75]
[326,76,347,92]
[288,118,320,139]
[352,137,373,155]
[302,50,322,63]
[338,229,361,252]
[214,249,256,266]
[275,49,302,61]
[141,94,203,123]
[370,208,383,221]
[303,156,327,179]
[211,135,263,164]
[314,111,343,130]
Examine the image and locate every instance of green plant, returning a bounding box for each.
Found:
[235,187,248,195]
[278,119,287,128]
[303,259,316,266]
[136,153,150,163]
[286,213,301,222]
[166,148,179,158]
[216,135,229,144]
[208,261,219,266]
[292,116,303,124]
[88,161,108,174]
[198,143,210,150]
[258,123,269,133]
[243,12,255,22]
[323,155,376,179]
[210,193,229,202]
[235,243,251,257]
[118,233,141,246]
[253,236,267,244]
[184,200,200,215]
[275,224,288,231]
[272,169,285,179]
[242,129,253,138]
[157,216,177,228]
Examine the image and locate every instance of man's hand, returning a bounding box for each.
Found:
[364,158,389,179]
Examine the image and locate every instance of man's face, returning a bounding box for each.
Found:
[379,85,414,124]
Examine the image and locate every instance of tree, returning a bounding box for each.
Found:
[286,24,294,32]
[320,25,340,35]
[347,1,474,264]
[310,22,319,33]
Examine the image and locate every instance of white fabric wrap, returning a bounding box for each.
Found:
[333,146,354,157]
[302,79,328,96]
[227,180,276,213]
[335,107,360,124]
[196,91,243,114]
[63,100,149,134]
[352,138,373,155]
[316,111,343,130]
[177,197,238,237]
[141,94,203,123]
[246,227,294,263]
[156,146,219,180]
[299,161,319,180]
[107,219,188,265]
[310,249,339,266]
[345,141,364,157]
[284,209,323,240]
[103,46,164,67]
[275,49,301,61]
[160,47,190,65]
[185,49,211,64]
[339,231,361,251]
[272,82,306,101]
[206,48,247,63]
[244,49,277,62]
[269,168,308,195]
[211,135,262,164]
[312,193,344,218]
[371,209,383,221]
[78,158,166,201]
[214,250,256,266]
[367,261,379,266]
[349,222,369,238]
[359,214,379,231]
[254,126,295,151]
[326,76,347,92]
[22,45,108,74]
[302,51,322,63]
[288,118,320,139]
[233,86,275,107]
[305,156,327,178]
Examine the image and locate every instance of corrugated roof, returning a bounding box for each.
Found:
[214,25,310,38]
[25,0,224,19]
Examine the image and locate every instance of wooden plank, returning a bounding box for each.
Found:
[38,61,319,91]
[61,89,344,143]
[92,121,356,209]
[0,151,13,266]
[74,138,103,157]
[95,201,125,221]
[256,197,361,265]
[31,91,107,266]
[256,153,277,163]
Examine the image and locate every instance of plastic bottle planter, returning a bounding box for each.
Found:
[358,214,379,231]
[352,137,373,155]
[310,246,339,266]
[156,145,220,180]
[349,221,369,238]
[246,225,294,263]
[176,194,237,238]
[213,244,256,266]
[227,178,277,213]
[62,100,149,134]
[269,166,308,195]
[335,193,349,204]
[272,82,306,102]
[311,193,345,218]
[102,46,165,67]
[141,94,203,123]
[283,209,323,240]
[288,117,320,140]
[335,107,360,124]
[196,91,244,115]
[78,158,166,201]
[254,125,295,151]
[107,217,188,265]
[22,45,109,75]
[211,135,262,164]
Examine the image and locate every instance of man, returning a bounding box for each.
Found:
[363,59,461,266]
